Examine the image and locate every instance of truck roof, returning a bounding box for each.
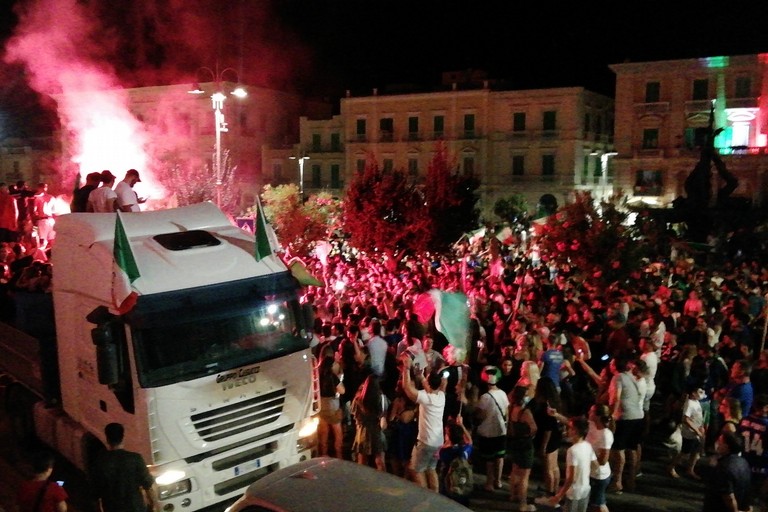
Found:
[51,203,287,301]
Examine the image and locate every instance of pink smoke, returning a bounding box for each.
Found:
[3,0,164,200]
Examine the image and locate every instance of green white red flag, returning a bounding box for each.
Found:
[111,212,140,315]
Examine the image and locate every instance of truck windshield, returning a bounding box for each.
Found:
[132,297,307,387]
[126,274,309,388]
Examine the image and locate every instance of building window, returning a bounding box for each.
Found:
[311,134,322,152]
[735,77,752,98]
[581,154,590,185]
[464,114,475,137]
[543,111,557,131]
[330,133,341,151]
[512,155,525,176]
[356,159,365,174]
[645,81,660,103]
[383,159,394,172]
[595,115,603,136]
[642,128,659,149]
[356,119,366,140]
[684,127,709,149]
[311,164,321,188]
[408,116,419,139]
[513,112,526,132]
[634,169,663,196]
[272,162,282,180]
[331,165,341,188]
[380,117,394,142]
[463,157,474,174]
[584,113,591,134]
[542,154,555,178]
[692,79,709,100]
[408,158,418,176]
[433,115,444,138]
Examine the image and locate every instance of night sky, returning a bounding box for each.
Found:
[0,0,766,136]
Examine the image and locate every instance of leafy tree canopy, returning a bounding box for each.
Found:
[343,157,431,260]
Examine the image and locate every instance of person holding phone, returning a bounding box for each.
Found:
[400,353,447,491]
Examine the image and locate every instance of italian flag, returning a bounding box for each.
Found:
[111,212,140,315]
[254,199,273,261]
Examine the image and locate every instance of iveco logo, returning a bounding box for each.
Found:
[216,366,261,390]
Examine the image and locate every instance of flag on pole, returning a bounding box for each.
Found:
[429,289,469,353]
[288,258,323,287]
[111,212,140,315]
[254,199,272,261]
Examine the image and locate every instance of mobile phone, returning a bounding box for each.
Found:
[442,370,450,378]
[56,481,64,487]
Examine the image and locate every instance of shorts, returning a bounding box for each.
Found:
[681,436,701,455]
[613,418,644,450]
[507,436,534,469]
[410,441,440,473]
[318,397,343,425]
[477,435,506,459]
[589,476,611,506]
[564,496,589,512]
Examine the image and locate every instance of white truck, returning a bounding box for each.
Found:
[0,202,319,511]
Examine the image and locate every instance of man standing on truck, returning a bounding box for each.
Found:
[91,423,157,512]
[115,169,146,212]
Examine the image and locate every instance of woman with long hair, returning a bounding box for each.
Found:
[531,377,563,497]
[317,354,344,458]
[507,385,538,511]
[351,374,387,471]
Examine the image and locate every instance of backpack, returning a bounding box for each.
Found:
[445,451,474,497]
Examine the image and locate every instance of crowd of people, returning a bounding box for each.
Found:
[0,170,145,320]
[3,177,768,510]
[303,231,768,512]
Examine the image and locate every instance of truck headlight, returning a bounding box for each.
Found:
[157,478,192,500]
[296,416,319,451]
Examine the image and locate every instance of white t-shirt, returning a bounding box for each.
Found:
[641,351,658,410]
[476,388,509,438]
[88,186,117,213]
[586,421,614,480]
[115,181,140,212]
[415,389,446,447]
[681,398,703,440]
[366,335,387,378]
[566,439,596,500]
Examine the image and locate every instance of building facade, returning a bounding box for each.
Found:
[264,84,615,219]
[610,53,768,207]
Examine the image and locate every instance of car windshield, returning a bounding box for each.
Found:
[132,297,307,387]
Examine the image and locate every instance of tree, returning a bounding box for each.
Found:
[536,191,643,286]
[493,194,530,226]
[256,184,341,257]
[154,149,239,214]
[343,158,431,262]
[424,142,480,250]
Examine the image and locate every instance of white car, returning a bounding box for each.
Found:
[226,457,472,512]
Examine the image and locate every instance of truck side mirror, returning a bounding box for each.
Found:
[91,325,119,386]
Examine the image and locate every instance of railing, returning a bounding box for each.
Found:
[634,102,670,116]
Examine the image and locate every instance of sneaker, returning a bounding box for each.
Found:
[519,504,537,512]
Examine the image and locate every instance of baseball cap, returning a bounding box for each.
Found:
[126,169,141,182]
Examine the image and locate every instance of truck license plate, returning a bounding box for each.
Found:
[233,458,261,476]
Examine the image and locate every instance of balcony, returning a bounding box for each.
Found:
[727,97,759,109]
[379,131,394,142]
[634,102,669,117]
[684,100,712,115]
[407,132,421,141]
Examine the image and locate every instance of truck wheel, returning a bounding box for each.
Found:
[4,381,40,448]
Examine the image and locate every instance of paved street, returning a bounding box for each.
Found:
[0,383,706,512]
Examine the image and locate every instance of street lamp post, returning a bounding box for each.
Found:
[289,153,310,201]
[189,66,247,207]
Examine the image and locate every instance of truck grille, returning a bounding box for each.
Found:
[190,389,286,442]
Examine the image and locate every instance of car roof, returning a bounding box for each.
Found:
[236,457,471,512]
